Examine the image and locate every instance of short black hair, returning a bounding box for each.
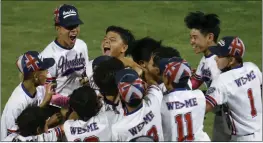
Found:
[152,46,181,67]
[106,26,135,56]
[184,11,220,42]
[69,86,101,121]
[93,57,125,97]
[130,37,162,63]
[16,105,47,137]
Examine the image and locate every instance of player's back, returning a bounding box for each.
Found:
[112,85,164,141]
[161,89,209,141]
[63,110,118,141]
[215,62,262,135]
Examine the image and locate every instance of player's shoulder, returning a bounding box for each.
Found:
[76,38,88,47]
[243,62,260,70]
[41,41,58,56]
[10,83,25,98]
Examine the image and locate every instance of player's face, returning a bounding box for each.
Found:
[190,29,210,54]
[36,70,48,85]
[57,25,80,48]
[101,31,127,58]
[215,56,230,70]
[145,56,161,82]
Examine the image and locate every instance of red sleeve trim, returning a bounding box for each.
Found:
[205,95,217,107]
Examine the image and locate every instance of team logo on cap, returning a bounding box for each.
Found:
[164,60,191,83]
[63,9,77,19]
[25,54,39,71]
[118,78,145,103]
[229,37,245,57]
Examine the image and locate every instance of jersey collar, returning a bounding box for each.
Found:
[232,64,243,70]
[165,88,188,95]
[124,103,143,116]
[204,53,214,58]
[21,83,36,99]
[54,38,74,50]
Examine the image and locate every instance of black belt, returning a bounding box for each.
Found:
[244,133,254,136]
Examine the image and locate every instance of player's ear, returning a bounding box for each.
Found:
[121,44,128,54]
[207,33,214,43]
[138,60,146,68]
[228,57,235,67]
[55,26,60,32]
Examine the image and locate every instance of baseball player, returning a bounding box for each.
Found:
[1,51,55,140]
[3,106,63,141]
[62,86,120,141]
[184,11,230,141]
[41,4,89,97]
[158,57,210,141]
[112,69,164,141]
[92,57,125,113]
[206,36,262,141]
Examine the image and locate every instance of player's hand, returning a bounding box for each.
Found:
[119,57,143,71]
[46,113,63,128]
[79,77,89,86]
[191,68,197,75]
[40,83,55,107]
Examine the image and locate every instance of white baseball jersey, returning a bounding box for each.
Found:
[63,111,120,141]
[41,39,89,96]
[3,126,62,141]
[194,54,221,88]
[206,62,262,137]
[1,83,45,140]
[112,85,164,142]
[161,89,210,141]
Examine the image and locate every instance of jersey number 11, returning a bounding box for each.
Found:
[175,112,194,141]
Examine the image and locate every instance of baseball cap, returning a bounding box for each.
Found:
[16,51,55,75]
[54,4,83,27]
[159,57,191,84]
[209,36,245,57]
[92,55,112,70]
[115,69,145,104]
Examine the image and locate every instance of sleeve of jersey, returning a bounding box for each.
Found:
[205,79,227,107]
[43,126,63,141]
[6,108,21,136]
[83,42,89,70]
[146,85,163,106]
[191,61,204,89]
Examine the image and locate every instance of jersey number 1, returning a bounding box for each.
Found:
[247,88,257,117]
[175,112,194,141]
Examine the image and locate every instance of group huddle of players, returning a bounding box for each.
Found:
[1,3,262,142]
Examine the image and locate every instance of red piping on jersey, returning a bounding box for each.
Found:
[205,95,217,107]
[54,126,63,138]
[228,110,237,135]
[190,76,203,90]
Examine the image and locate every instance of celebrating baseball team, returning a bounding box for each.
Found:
[1,3,262,142]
